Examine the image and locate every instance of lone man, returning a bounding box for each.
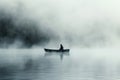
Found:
[59,44,64,51]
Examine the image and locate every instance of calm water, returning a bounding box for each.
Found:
[0,48,120,80]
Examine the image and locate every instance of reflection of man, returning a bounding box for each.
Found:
[59,44,64,50]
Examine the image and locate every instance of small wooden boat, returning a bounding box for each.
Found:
[44,48,70,52]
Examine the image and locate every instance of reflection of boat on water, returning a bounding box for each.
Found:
[44,44,70,53]
[44,52,70,56]
[44,52,70,60]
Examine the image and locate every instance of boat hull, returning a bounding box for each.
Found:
[44,48,70,52]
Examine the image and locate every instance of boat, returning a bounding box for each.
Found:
[44,48,70,52]
[44,44,70,53]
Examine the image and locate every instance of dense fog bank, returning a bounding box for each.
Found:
[1,0,120,48]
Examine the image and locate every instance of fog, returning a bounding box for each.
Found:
[1,1,120,80]
[0,0,120,48]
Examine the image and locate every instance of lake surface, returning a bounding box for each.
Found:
[0,48,120,80]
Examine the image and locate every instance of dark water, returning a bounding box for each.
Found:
[0,48,120,80]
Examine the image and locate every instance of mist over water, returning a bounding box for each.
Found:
[1,0,120,80]
[1,0,120,47]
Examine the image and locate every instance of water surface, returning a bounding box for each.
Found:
[0,48,120,80]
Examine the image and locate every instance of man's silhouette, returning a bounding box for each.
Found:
[59,44,64,51]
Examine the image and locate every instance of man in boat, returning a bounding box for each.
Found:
[59,44,64,51]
